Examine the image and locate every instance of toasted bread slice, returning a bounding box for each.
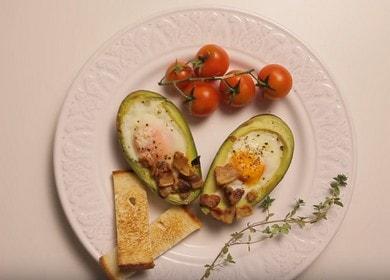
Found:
[99,248,135,280]
[100,206,202,279]
[149,206,202,258]
[113,171,154,270]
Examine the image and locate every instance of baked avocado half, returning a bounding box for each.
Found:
[200,114,294,223]
[117,90,202,205]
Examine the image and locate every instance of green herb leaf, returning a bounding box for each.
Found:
[222,246,228,254]
[263,226,270,233]
[259,196,275,211]
[334,200,344,207]
[226,253,235,263]
[204,268,210,278]
[334,174,347,186]
[231,232,244,240]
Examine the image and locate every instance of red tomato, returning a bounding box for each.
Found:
[193,44,229,77]
[219,70,256,107]
[258,64,292,100]
[165,60,194,90]
[184,82,220,117]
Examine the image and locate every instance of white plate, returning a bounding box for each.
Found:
[54,7,356,280]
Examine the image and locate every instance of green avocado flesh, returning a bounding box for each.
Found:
[201,114,294,222]
[116,90,201,205]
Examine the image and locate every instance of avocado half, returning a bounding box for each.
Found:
[116,90,201,205]
[201,114,294,222]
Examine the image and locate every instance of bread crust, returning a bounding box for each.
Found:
[182,207,203,228]
[118,262,155,271]
[99,256,117,280]
[112,169,132,175]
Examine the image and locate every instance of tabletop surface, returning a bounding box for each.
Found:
[1,1,389,279]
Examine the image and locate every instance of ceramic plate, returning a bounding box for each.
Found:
[54,7,356,279]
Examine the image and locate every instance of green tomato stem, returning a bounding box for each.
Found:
[158,69,255,86]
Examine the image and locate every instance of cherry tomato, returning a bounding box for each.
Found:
[165,60,194,90]
[258,64,292,100]
[193,44,229,77]
[219,70,256,107]
[184,82,220,117]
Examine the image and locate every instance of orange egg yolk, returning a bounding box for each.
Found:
[229,151,265,185]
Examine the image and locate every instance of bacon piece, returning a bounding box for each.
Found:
[139,156,153,169]
[199,194,221,209]
[246,190,257,203]
[153,161,175,188]
[179,192,190,200]
[225,187,244,206]
[158,172,175,187]
[210,207,236,224]
[214,164,239,186]
[172,152,192,177]
[158,186,173,198]
[236,205,253,219]
[152,161,171,177]
[177,179,192,193]
[187,173,203,189]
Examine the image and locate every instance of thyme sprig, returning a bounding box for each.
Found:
[200,174,348,280]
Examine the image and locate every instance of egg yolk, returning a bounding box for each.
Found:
[230,150,265,185]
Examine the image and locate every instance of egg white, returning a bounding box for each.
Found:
[121,99,186,161]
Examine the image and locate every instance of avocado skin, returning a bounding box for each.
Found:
[201,114,294,217]
[116,90,202,205]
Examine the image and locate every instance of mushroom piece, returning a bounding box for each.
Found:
[158,172,175,187]
[152,160,175,188]
[158,186,173,198]
[214,164,239,186]
[179,192,190,200]
[246,190,258,203]
[138,156,153,168]
[211,207,236,224]
[225,186,245,206]
[190,178,203,189]
[172,152,192,177]
[236,205,253,219]
[199,194,221,209]
[177,178,192,193]
[187,173,203,189]
[152,160,171,178]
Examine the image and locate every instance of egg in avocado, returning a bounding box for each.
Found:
[200,114,294,223]
[117,90,202,205]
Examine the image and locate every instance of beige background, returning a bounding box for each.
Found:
[1,0,389,279]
